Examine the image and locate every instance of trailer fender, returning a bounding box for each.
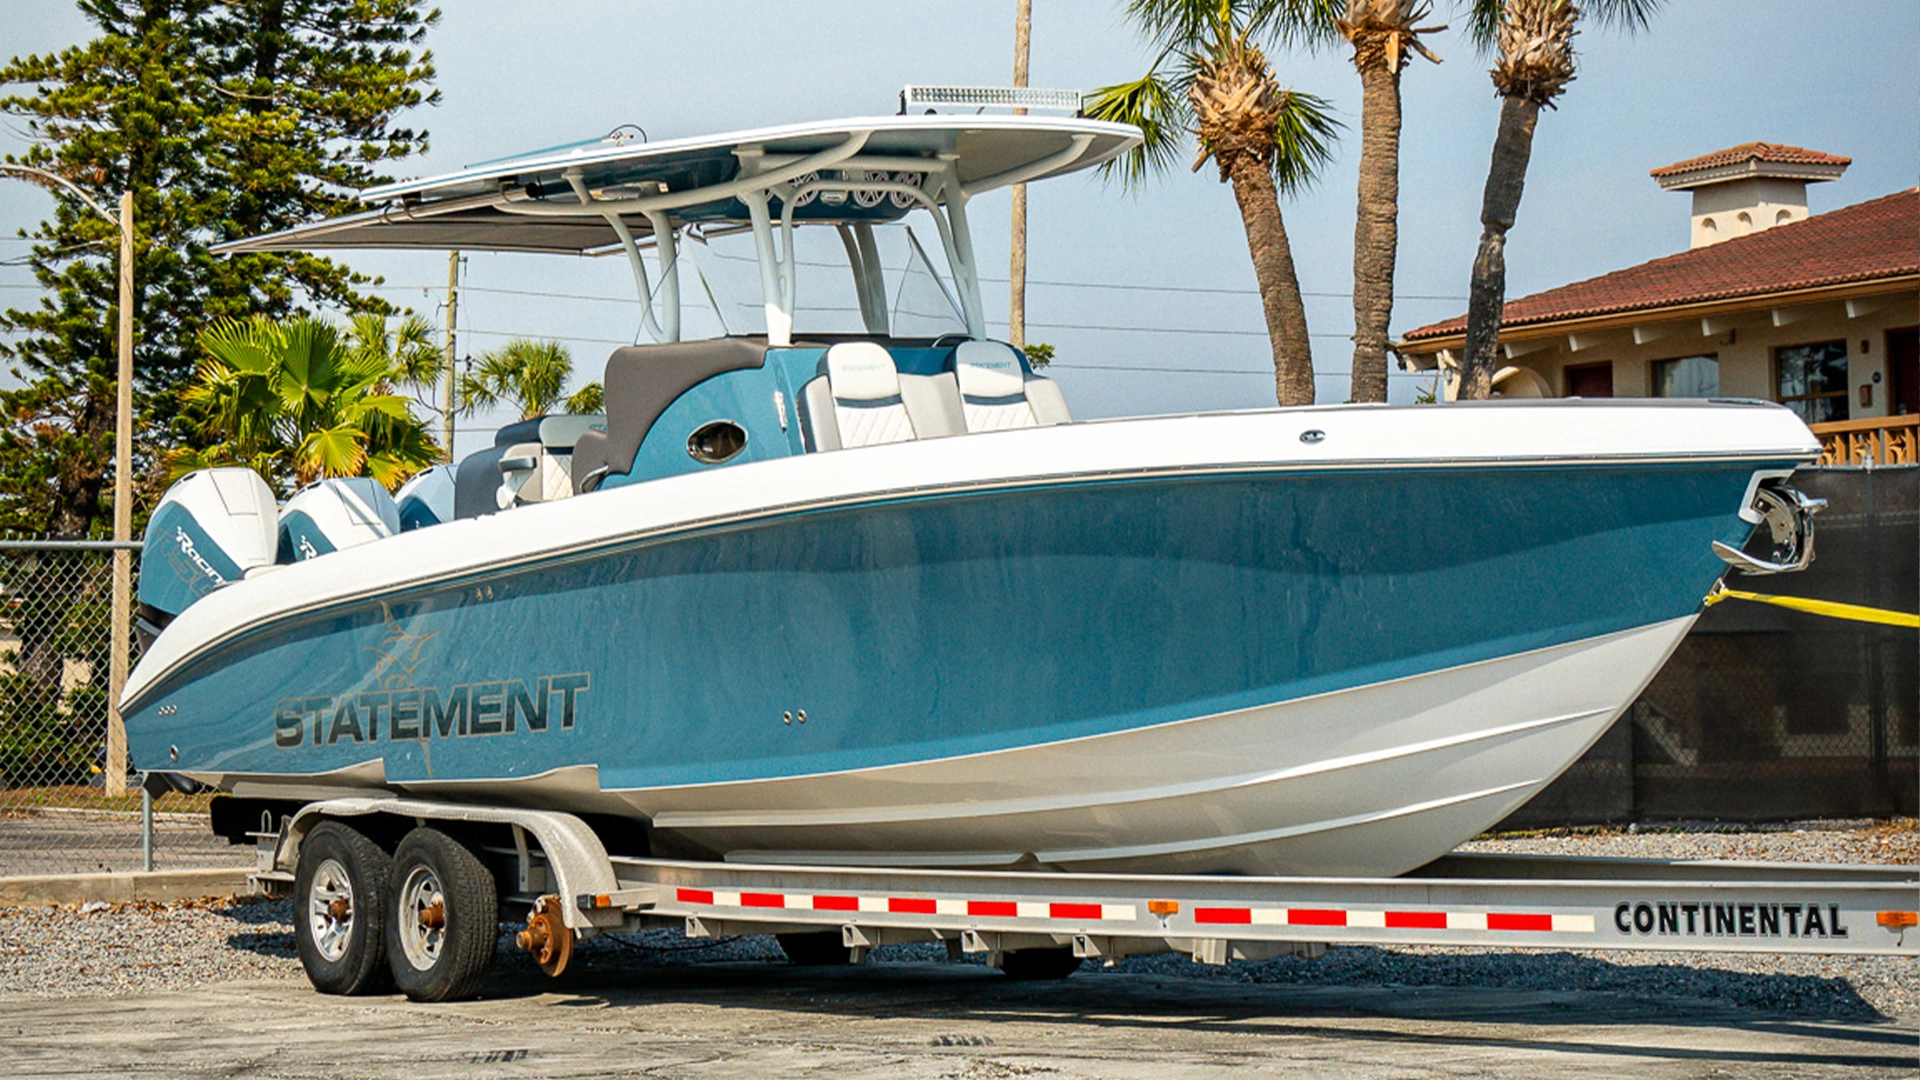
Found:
[274,797,625,930]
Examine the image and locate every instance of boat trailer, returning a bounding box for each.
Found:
[246,797,1918,999]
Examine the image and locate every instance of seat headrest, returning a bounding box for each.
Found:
[955,341,1028,399]
[825,342,903,402]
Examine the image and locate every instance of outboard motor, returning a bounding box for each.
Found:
[395,464,456,531]
[277,476,401,562]
[139,468,280,624]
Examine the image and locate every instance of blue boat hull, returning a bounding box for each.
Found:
[127,462,1754,763]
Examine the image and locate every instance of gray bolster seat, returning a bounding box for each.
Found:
[571,338,769,493]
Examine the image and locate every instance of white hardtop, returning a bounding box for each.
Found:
[213,113,1141,348]
[213,114,1139,256]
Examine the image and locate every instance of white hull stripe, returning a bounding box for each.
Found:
[1194,906,1595,934]
[676,888,1133,922]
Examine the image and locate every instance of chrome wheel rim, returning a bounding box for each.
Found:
[397,864,446,971]
[306,857,355,963]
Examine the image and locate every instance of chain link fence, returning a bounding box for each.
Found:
[0,541,246,877]
[1505,465,1919,829]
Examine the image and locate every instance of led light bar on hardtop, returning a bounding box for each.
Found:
[900,85,1085,114]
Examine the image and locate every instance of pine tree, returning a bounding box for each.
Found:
[0,0,439,537]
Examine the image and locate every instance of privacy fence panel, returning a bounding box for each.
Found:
[0,541,244,876]
[1504,465,1919,829]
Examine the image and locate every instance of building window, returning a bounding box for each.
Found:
[1651,355,1720,398]
[1774,340,1849,423]
[1565,362,1613,398]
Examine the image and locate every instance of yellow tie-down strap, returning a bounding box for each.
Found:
[1705,581,1920,629]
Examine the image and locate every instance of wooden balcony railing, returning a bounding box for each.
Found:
[1810,414,1919,466]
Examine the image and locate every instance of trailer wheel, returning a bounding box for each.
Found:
[777,931,854,966]
[293,821,393,996]
[385,827,499,1002]
[998,947,1081,981]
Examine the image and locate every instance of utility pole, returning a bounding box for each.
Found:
[106,190,134,798]
[441,250,460,461]
[0,165,136,798]
[1009,0,1032,351]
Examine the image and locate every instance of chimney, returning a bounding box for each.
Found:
[1651,143,1850,249]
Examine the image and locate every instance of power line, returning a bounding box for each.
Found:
[358,277,1468,305]
[1052,363,1427,377]
[1028,322,1351,339]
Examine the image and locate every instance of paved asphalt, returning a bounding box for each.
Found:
[0,810,243,877]
[7,959,1916,1078]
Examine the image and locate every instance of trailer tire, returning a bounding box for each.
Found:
[385,827,499,1002]
[998,947,1081,981]
[293,821,393,996]
[777,931,854,966]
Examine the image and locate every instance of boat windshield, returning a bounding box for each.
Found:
[685,220,968,341]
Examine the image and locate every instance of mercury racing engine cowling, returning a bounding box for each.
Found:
[394,464,456,531]
[277,476,401,563]
[139,468,280,623]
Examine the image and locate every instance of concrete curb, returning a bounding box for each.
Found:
[0,867,255,907]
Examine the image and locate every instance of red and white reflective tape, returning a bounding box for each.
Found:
[675,888,1135,922]
[1191,906,1595,934]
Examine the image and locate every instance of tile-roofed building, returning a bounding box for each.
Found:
[1402,189,1917,340]
[1650,142,1853,180]
[1396,145,1917,450]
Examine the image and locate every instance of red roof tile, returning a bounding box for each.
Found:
[1400,189,1918,344]
[1650,142,1852,178]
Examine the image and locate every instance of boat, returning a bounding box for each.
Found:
[121,104,1824,879]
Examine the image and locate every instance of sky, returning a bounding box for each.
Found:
[3,0,1916,459]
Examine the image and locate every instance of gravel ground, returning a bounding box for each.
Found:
[1,819,1913,1020]
[1457,817,1920,866]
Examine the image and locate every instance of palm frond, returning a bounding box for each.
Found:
[345,312,393,364]
[392,316,444,389]
[1247,0,1345,49]
[197,316,282,376]
[1463,0,1662,55]
[1123,0,1230,50]
[462,338,576,420]
[1460,0,1502,51]
[1270,89,1343,195]
[1583,0,1662,33]
[456,372,497,417]
[1085,70,1191,190]
[296,424,369,482]
[564,381,605,416]
[182,312,440,494]
[345,393,417,425]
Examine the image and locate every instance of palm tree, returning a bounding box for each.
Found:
[1088,0,1341,406]
[171,315,441,491]
[1333,1,1442,403]
[1456,0,1660,399]
[347,311,442,392]
[459,338,603,421]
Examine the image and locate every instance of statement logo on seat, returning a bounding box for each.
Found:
[271,604,590,749]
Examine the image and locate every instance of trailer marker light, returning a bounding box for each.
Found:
[1148,900,1179,917]
[1876,911,1917,928]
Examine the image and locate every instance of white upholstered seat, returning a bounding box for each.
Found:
[954,340,1071,432]
[825,342,916,447]
[802,342,968,450]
